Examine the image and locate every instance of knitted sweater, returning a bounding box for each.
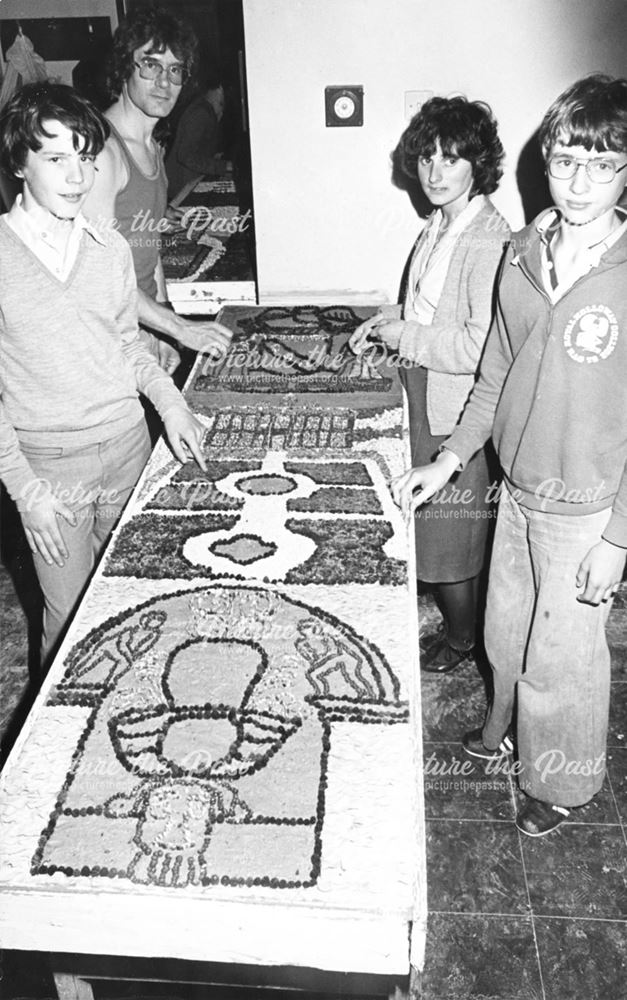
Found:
[399,198,510,435]
[446,209,627,546]
[0,218,186,506]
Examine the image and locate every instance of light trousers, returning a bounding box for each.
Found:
[482,485,614,807]
[20,419,151,664]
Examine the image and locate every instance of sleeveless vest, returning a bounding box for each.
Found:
[108,121,168,300]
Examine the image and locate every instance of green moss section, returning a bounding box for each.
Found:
[287,488,382,515]
[105,513,239,579]
[147,459,263,511]
[147,484,243,512]
[284,519,405,586]
[173,459,262,483]
[283,461,372,486]
[236,474,297,496]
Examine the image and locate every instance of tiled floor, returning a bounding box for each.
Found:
[1,503,626,1000]
[418,590,627,1000]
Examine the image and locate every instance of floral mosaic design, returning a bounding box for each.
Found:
[32,585,407,889]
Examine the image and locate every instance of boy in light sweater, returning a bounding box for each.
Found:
[0,82,206,665]
[393,74,627,836]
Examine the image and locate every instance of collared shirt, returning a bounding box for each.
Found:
[538,208,627,303]
[4,193,105,281]
[407,194,486,324]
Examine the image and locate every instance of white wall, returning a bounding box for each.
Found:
[243,0,627,303]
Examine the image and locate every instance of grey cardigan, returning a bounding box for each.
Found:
[399,198,510,436]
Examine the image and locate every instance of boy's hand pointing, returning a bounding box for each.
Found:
[163,407,207,472]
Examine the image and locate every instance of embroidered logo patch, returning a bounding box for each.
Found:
[563,305,619,364]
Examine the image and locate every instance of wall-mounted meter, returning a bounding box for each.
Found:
[325,86,364,127]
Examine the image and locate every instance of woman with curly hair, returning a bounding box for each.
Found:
[350,96,510,674]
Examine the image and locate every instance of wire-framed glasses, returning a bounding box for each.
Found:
[134,57,188,86]
[547,154,627,184]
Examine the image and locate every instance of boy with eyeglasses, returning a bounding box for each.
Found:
[82,4,231,374]
[0,82,207,666]
[393,74,627,836]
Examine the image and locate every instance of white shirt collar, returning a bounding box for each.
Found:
[429,193,487,242]
[537,207,627,301]
[7,193,106,247]
[537,207,627,265]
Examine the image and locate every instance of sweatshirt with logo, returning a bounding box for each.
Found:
[445,209,627,548]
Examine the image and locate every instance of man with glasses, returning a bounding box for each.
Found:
[83,5,231,375]
[393,74,627,836]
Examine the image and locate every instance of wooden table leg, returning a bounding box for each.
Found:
[53,973,95,1000]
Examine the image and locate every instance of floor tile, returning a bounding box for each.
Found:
[423,742,515,821]
[420,912,543,1000]
[573,781,621,825]
[522,824,627,918]
[426,819,528,914]
[0,568,32,728]
[607,748,627,829]
[512,781,620,827]
[612,588,627,609]
[608,683,627,748]
[608,607,627,681]
[420,664,489,742]
[416,594,442,633]
[535,916,627,1000]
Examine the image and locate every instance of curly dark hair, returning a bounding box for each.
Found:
[395,95,504,196]
[0,82,109,178]
[539,73,627,156]
[107,4,198,99]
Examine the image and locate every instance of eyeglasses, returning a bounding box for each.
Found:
[134,57,188,86]
[547,154,627,184]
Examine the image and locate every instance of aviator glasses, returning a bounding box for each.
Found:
[134,56,188,87]
[548,153,627,184]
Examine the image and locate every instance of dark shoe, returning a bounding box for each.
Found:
[516,796,570,837]
[420,627,474,675]
[462,727,514,760]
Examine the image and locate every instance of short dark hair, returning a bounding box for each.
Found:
[0,82,109,178]
[539,73,627,156]
[107,4,198,99]
[395,95,504,196]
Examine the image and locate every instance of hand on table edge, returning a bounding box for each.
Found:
[348,310,396,356]
[170,314,233,359]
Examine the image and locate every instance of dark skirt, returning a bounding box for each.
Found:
[401,366,497,583]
